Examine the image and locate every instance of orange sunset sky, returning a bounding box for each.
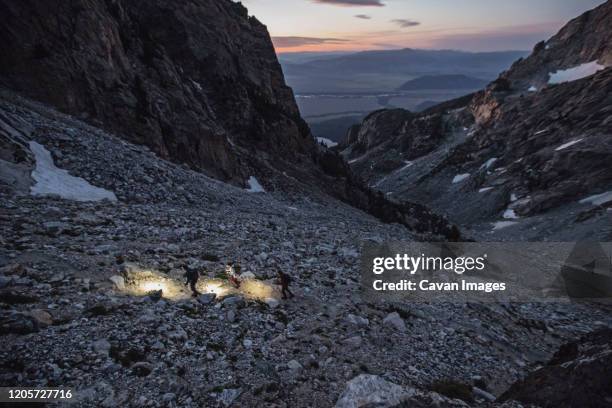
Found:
[240,0,604,53]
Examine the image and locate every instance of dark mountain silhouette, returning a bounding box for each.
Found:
[284,49,527,77]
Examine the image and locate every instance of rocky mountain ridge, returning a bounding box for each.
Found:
[340,0,612,240]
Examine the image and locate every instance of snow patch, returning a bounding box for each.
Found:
[246,176,265,193]
[548,61,606,85]
[528,86,537,92]
[452,173,470,184]
[503,209,519,219]
[316,137,338,148]
[492,221,518,231]
[479,187,494,193]
[480,158,498,170]
[555,138,584,151]
[29,141,117,202]
[398,161,413,172]
[191,80,202,91]
[348,154,368,164]
[579,191,612,206]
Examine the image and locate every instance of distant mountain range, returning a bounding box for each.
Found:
[281,49,528,93]
[397,74,489,91]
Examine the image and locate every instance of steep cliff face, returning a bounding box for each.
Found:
[341,1,612,240]
[0,0,313,183]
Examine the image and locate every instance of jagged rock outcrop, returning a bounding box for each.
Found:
[341,0,612,240]
[499,328,612,407]
[501,1,612,91]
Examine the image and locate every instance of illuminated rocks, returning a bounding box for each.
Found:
[109,275,125,291]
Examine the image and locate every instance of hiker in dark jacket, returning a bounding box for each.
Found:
[277,269,294,300]
[184,265,200,297]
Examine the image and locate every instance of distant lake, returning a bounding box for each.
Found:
[296,89,478,119]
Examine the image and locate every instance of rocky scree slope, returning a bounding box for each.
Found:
[340,0,612,240]
[0,0,458,239]
[1,88,612,407]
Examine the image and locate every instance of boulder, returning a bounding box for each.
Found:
[346,314,369,327]
[28,309,53,326]
[218,388,241,407]
[342,336,363,349]
[383,312,406,332]
[197,293,217,305]
[264,298,280,309]
[92,339,112,356]
[131,361,153,377]
[109,275,125,290]
[335,375,409,408]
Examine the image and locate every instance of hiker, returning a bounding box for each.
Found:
[226,261,242,288]
[277,269,294,300]
[184,264,200,297]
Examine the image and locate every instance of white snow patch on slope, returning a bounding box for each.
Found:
[398,161,413,172]
[528,86,537,92]
[246,176,265,193]
[548,61,606,84]
[492,221,518,231]
[503,209,519,219]
[348,153,368,164]
[452,173,470,184]
[316,137,338,148]
[555,138,584,151]
[579,191,612,206]
[373,161,413,188]
[29,141,117,202]
[479,187,494,193]
[480,158,498,170]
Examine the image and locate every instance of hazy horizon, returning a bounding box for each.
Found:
[276,47,531,56]
[241,0,605,53]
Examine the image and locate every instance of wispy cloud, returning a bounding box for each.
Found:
[391,19,421,28]
[355,14,372,19]
[272,36,349,48]
[311,0,385,6]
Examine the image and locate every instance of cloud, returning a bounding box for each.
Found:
[391,19,421,28]
[311,0,385,6]
[271,36,349,48]
[355,14,372,19]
